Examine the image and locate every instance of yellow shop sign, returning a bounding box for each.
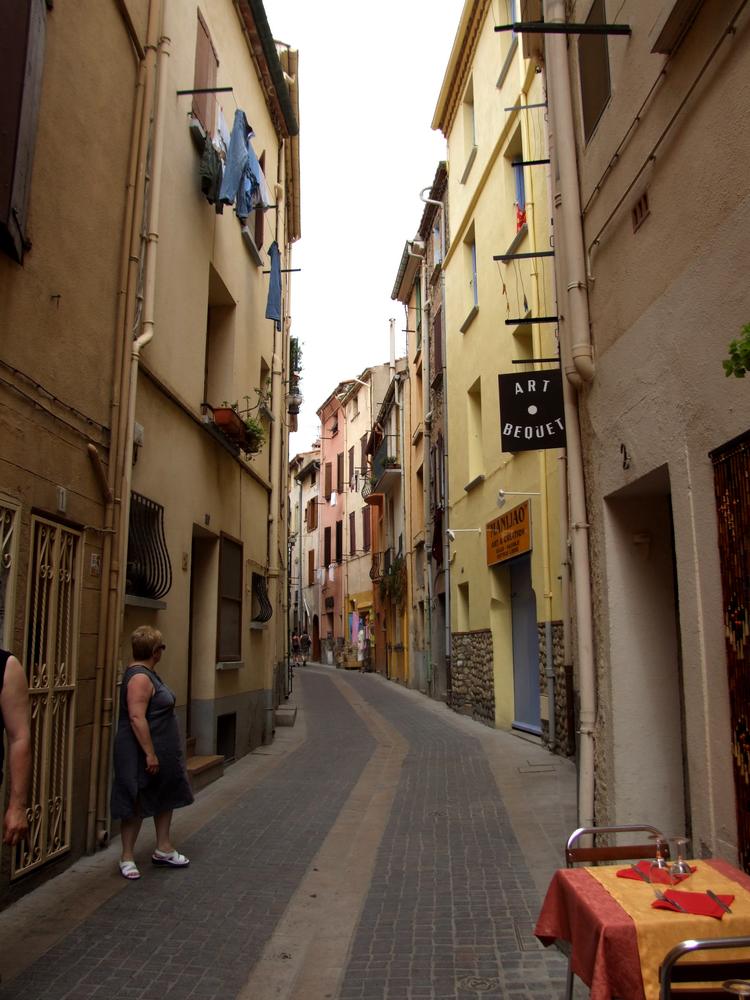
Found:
[486,500,532,566]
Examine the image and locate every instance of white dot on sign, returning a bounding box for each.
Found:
[528,404,538,415]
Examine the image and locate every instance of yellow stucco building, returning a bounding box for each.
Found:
[433,0,568,743]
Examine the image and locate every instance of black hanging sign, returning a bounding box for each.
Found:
[498,370,566,452]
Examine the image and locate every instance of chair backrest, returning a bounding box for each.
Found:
[660,937,750,998]
[566,824,667,867]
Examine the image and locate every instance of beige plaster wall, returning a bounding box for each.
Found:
[568,0,750,858]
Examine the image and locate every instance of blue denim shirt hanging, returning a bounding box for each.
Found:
[265,241,282,331]
[219,109,270,220]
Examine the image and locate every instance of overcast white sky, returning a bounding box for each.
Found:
[262,0,466,454]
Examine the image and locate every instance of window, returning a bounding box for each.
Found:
[433,305,443,378]
[578,0,611,143]
[349,512,356,555]
[335,520,343,564]
[192,9,219,135]
[306,497,318,531]
[308,549,315,586]
[460,228,479,332]
[461,78,477,181]
[433,220,443,267]
[348,446,355,485]
[360,434,368,474]
[250,572,272,623]
[323,526,332,566]
[497,0,519,87]
[467,378,483,482]
[1,0,47,262]
[324,462,332,499]
[362,506,371,553]
[336,452,344,494]
[512,160,526,231]
[218,535,242,661]
[253,151,266,249]
[457,581,470,631]
[126,492,173,600]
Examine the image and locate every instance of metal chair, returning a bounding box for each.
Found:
[660,937,750,997]
[563,824,668,999]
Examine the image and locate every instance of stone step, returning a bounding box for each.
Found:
[186,735,197,756]
[274,705,297,727]
[186,753,224,792]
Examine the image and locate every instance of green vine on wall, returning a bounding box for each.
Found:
[723,323,750,378]
[379,554,406,608]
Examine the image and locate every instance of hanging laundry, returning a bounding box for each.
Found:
[265,240,282,330]
[219,108,271,220]
[199,140,224,214]
[328,564,335,583]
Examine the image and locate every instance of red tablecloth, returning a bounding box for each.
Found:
[534,859,750,1000]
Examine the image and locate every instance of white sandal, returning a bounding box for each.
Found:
[119,860,140,880]
[151,848,190,867]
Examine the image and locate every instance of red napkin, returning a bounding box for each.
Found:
[616,860,695,884]
[652,889,734,919]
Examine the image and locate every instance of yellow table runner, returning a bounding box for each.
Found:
[587,861,750,999]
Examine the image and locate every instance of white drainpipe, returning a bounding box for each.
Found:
[543,0,596,828]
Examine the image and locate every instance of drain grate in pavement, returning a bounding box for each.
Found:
[456,975,500,993]
[514,918,541,952]
[517,764,556,773]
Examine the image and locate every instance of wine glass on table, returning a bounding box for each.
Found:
[669,836,691,877]
[649,834,672,885]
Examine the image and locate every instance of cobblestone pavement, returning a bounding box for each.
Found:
[0,666,575,1000]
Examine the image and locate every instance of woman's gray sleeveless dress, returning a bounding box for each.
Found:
[110,665,194,820]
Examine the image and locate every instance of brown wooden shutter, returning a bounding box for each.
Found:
[323,526,331,566]
[254,151,266,248]
[0,0,46,263]
[348,446,355,485]
[308,549,314,586]
[349,511,356,555]
[309,498,317,531]
[335,520,343,564]
[360,434,368,474]
[433,305,443,375]
[217,535,242,660]
[336,453,344,494]
[193,10,218,134]
[324,462,332,498]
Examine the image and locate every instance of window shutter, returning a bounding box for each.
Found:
[193,10,218,134]
[336,453,344,494]
[433,306,443,375]
[360,434,368,474]
[349,511,356,555]
[335,520,343,564]
[0,0,47,263]
[308,549,314,586]
[348,446,355,484]
[324,462,332,498]
[323,526,331,566]
[217,535,242,660]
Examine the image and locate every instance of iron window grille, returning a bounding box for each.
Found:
[126,492,172,600]
[251,572,273,623]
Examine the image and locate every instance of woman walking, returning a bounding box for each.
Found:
[111,626,194,880]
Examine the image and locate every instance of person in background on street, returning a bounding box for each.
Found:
[357,624,366,672]
[299,630,310,665]
[0,650,31,847]
[110,626,194,880]
[291,631,301,667]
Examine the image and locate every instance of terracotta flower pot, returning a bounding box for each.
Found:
[212,407,246,443]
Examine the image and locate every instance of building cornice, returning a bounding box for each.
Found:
[234,0,299,139]
[432,0,491,138]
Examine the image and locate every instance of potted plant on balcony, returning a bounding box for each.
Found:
[242,415,265,455]
[384,455,400,469]
[211,403,246,443]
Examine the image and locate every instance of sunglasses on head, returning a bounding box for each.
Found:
[155,643,166,652]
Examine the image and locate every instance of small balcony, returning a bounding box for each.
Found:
[370,547,393,582]
[371,439,401,495]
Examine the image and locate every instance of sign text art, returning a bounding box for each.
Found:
[498,369,566,452]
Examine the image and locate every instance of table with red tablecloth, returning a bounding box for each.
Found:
[534,858,750,999]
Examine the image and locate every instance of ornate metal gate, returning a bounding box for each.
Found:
[711,431,750,872]
[12,516,81,879]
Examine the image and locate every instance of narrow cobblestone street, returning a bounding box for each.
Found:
[0,666,577,1000]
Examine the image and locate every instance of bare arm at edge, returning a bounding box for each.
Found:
[1,656,31,846]
[126,672,159,774]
